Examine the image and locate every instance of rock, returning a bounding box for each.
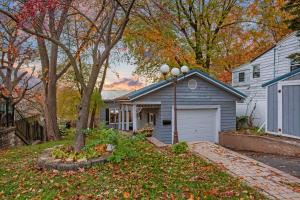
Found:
[77,158,87,163]
[65,158,73,162]
[37,145,110,171]
[106,144,114,152]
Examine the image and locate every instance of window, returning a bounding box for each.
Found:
[128,110,132,123]
[238,72,245,82]
[253,65,260,78]
[147,113,156,125]
[291,59,300,71]
[109,108,119,124]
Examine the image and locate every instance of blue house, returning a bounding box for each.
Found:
[101,70,246,144]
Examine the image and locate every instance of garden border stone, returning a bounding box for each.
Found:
[37,146,110,171]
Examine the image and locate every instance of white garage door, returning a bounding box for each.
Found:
[177,108,218,143]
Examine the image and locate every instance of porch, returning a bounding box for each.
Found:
[107,102,160,133]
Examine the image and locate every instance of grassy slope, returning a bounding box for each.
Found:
[0,132,266,199]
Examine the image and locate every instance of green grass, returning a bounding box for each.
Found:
[0,132,266,199]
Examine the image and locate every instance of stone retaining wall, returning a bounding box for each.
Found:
[0,127,23,149]
[37,147,110,171]
[219,133,300,157]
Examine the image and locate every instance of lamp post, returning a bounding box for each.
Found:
[160,64,189,144]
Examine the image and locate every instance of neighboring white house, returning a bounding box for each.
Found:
[232,31,300,127]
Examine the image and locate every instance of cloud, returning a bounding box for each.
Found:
[104,77,145,91]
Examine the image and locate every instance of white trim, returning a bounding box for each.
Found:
[280,80,300,85]
[130,71,246,101]
[267,131,300,140]
[172,105,221,144]
[121,105,125,130]
[177,105,221,110]
[118,106,121,130]
[108,108,119,125]
[133,101,161,105]
[125,105,129,131]
[132,105,137,131]
[277,82,283,133]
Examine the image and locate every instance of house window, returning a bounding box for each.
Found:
[147,113,156,125]
[109,108,119,124]
[291,60,300,71]
[238,72,245,82]
[253,65,260,78]
[128,110,132,123]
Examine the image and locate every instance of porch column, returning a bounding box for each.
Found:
[125,105,129,131]
[118,106,121,130]
[121,105,125,130]
[132,105,137,132]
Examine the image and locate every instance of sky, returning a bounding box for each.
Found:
[104,60,146,92]
[103,49,147,92]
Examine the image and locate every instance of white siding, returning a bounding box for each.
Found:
[232,32,300,126]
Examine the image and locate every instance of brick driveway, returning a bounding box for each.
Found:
[188,141,300,200]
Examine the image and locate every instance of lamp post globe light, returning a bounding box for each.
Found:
[160,64,189,144]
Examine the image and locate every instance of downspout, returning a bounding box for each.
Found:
[273,46,276,78]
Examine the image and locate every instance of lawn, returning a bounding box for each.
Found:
[0,131,266,199]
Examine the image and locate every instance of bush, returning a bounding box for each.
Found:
[236,116,249,130]
[107,132,145,163]
[171,142,188,154]
[83,128,146,163]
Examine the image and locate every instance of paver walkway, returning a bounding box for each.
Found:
[188,141,300,200]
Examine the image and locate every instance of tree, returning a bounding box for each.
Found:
[1,0,136,151]
[284,0,300,63]
[0,0,75,140]
[126,0,244,71]
[0,16,38,107]
[67,0,136,152]
[125,0,291,81]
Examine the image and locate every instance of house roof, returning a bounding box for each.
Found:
[118,69,247,101]
[262,68,300,87]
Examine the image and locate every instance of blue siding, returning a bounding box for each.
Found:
[135,75,239,144]
[267,84,278,132]
[282,85,300,137]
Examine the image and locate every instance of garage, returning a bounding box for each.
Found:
[176,106,220,143]
[104,69,246,144]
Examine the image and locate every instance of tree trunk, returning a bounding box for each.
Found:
[88,59,109,128]
[74,91,92,152]
[43,82,60,140]
[89,106,96,129]
[195,42,203,65]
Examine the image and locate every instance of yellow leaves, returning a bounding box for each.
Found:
[123,191,130,198]
[187,193,194,200]
[94,144,107,155]
[57,86,81,120]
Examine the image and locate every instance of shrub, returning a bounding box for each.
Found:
[108,133,145,163]
[52,128,146,163]
[83,128,146,163]
[236,116,249,130]
[52,148,67,159]
[171,142,188,154]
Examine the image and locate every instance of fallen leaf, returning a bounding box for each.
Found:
[123,192,130,199]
